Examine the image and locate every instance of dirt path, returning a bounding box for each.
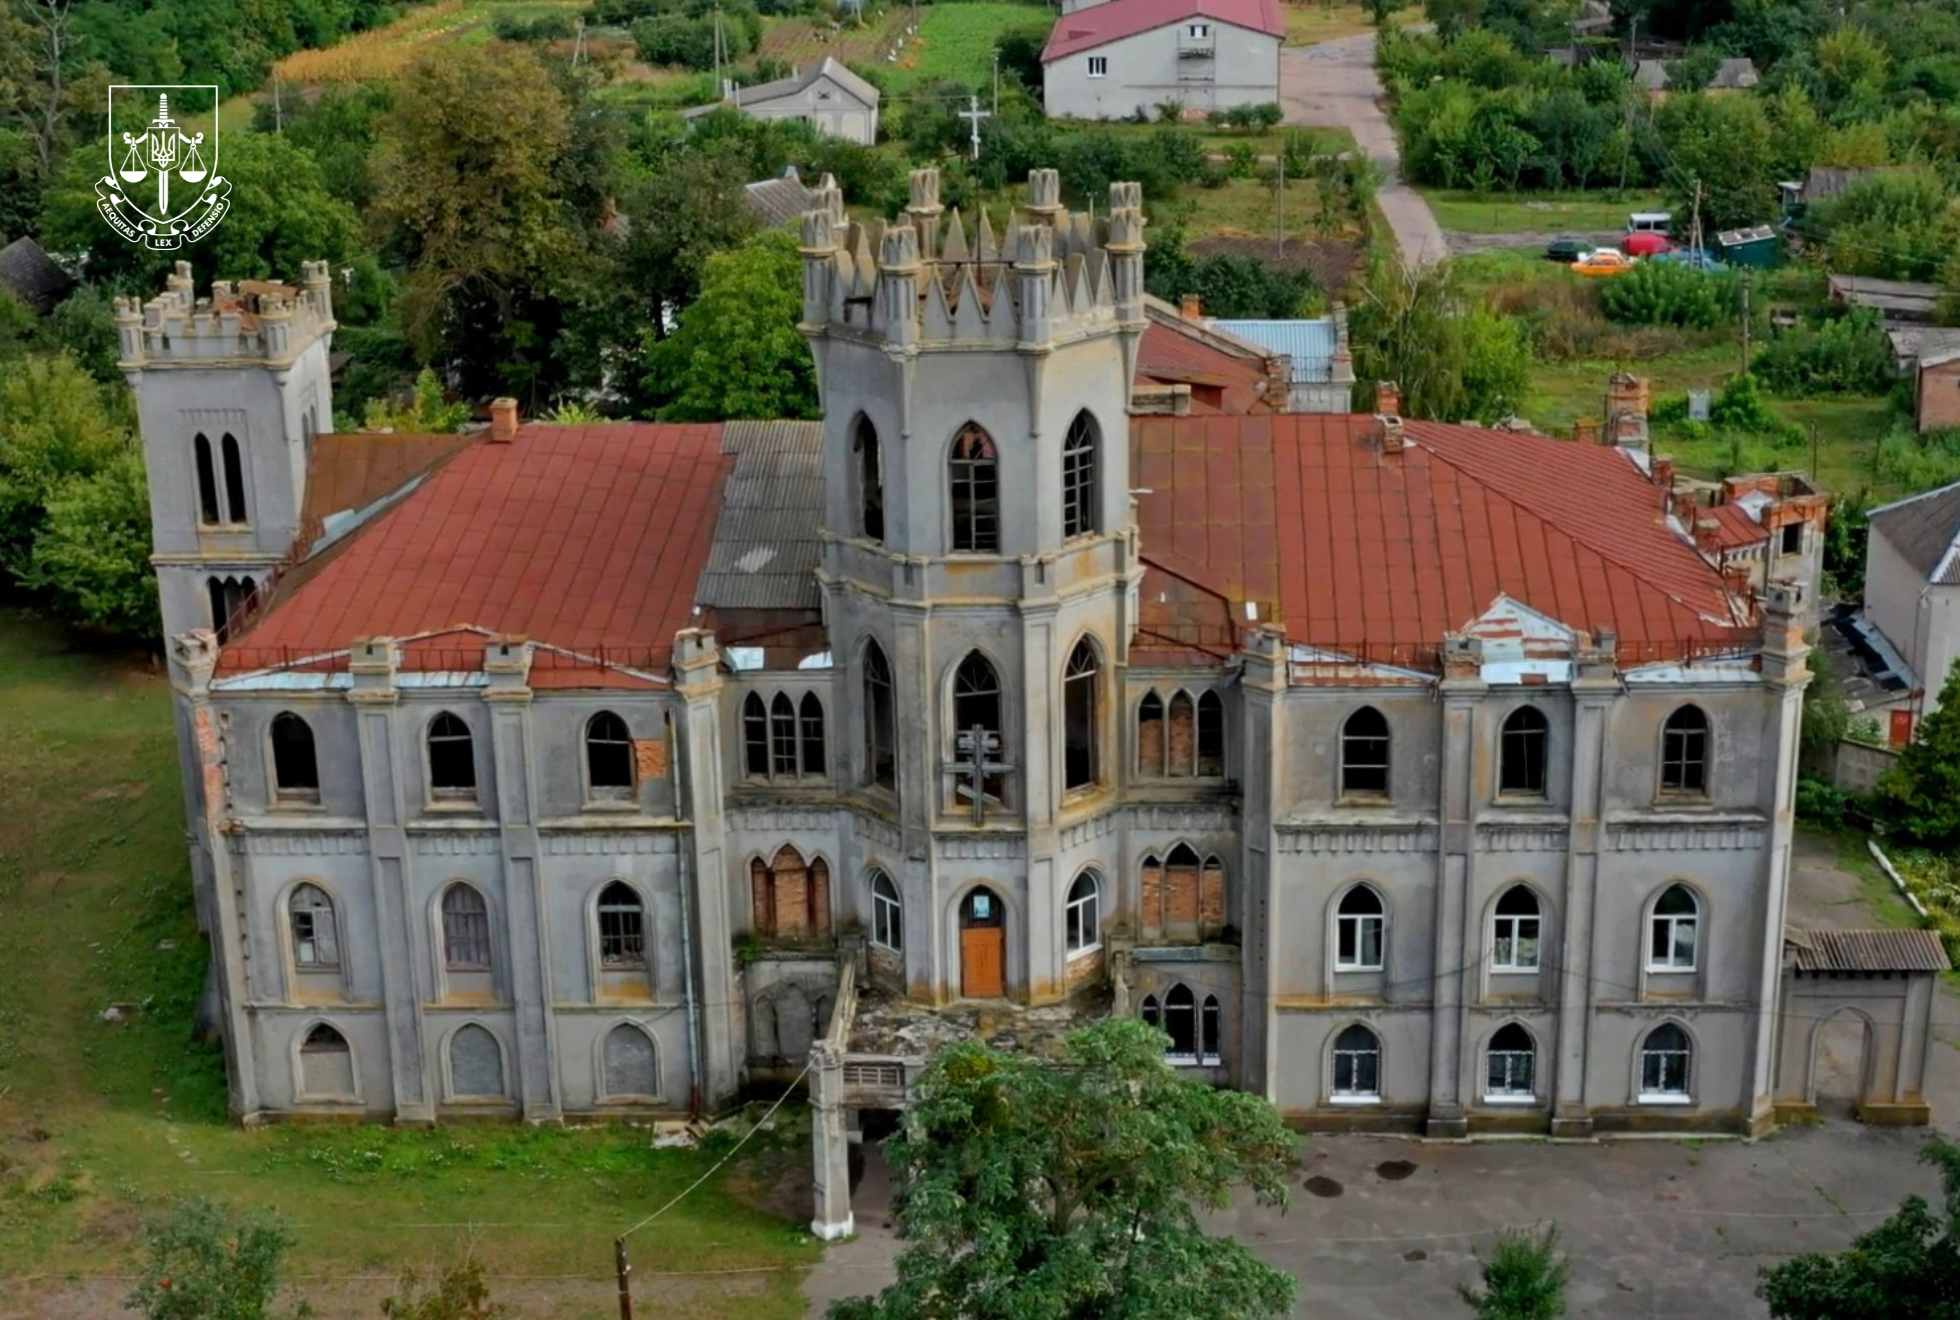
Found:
[1278,31,1446,266]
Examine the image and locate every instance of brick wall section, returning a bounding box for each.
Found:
[1166,859,1200,933]
[810,859,832,937]
[1066,948,1104,991]
[1200,860,1225,936]
[750,861,774,935]
[775,859,810,936]
[1919,359,1960,431]
[1141,858,1164,937]
[1139,705,1164,775]
[1167,696,1195,776]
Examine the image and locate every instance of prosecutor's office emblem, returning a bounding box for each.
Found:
[98,86,231,250]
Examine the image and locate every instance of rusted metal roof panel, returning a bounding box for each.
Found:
[1788,927,1951,973]
[698,420,826,612]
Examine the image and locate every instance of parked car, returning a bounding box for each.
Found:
[1545,236,1595,263]
[1654,248,1723,272]
[1623,230,1672,257]
[1573,249,1634,277]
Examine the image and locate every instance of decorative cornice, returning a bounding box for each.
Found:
[233,830,369,856]
[854,814,902,849]
[1126,804,1238,834]
[1277,823,1438,854]
[540,832,680,856]
[938,834,1026,860]
[728,806,841,835]
[410,831,500,856]
[1607,822,1768,852]
[1476,824,1569,853]
[1059,809,1121,849]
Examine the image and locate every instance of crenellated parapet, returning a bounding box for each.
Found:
[115,259,337,372]
[797,168,1146,353]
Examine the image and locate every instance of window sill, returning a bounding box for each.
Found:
[1167,1055,1222,1068]
[1644,964,1698,976]
[1334,964,1384,974]
[581,799,642,814]
[271,796,325,812]
[1336,794,1392,808]
[1066,944,1102,961]
[1490,966,1540,976]
[1481,1094,1538,1106]
[423,799,483,815]
[1328,1094,1382,1106]
[1636,1094,1692,1106]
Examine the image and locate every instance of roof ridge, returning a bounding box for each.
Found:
[1867,475,1960,517]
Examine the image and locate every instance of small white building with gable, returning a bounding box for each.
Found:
[1041,0,1283,120]
[682,57,880,145]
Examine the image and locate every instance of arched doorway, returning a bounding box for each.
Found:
[1811,1009,1875,1119]
[960,887,1006,999]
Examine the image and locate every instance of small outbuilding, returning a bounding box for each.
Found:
[1774,927,1950,1126]
[0,236,73,315]
[681,58,879,145]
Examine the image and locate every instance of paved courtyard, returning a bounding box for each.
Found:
[803,834,1960,1318]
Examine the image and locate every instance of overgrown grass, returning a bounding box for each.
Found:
[1422,189,1671,236]
[1167,177,1328,238]
[1280,0,1419,45]
[888,3,1051,88]
[0,611,816,1318]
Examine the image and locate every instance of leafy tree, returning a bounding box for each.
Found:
[1801,646,1851,759]
[1599,261,1737,330]
[253,81,393,211]
[828,1017,1298,1320]
[1875,661,1960,848]
[28,448,157,641]
[381,1259,508,1320]
[643,229,816,422]
[1459,1225,1568,1320]
[0,351,130,583]
[1351,259,1529,424]
[1654,92,1781,231]
[621,144,760,335]
[1821,494,1867,599]
[42,285,124,386]
[124,1197,298,1320]
[362,368,471,434]
[1759,1134,1960,1319]
[1807,169,1959,283]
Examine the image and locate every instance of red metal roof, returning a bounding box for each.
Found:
[1705,501,1767,550]
[1130,415,1754,659]
[224,423,733,684]
[1136,319,1276,416]
[1043,0,1284,60]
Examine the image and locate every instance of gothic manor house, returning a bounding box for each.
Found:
[124,170,1945,1238]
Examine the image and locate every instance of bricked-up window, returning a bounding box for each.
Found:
[1196,691,1224,775]
[448,1024,504,1097]
[854,414,884,543]
[270,711,319,801]
[1164,983,1198,1059]
[1639,1022,1691,1100]
[1486,1023,1535,1099]
[870,869,902,951]
[1491,885,1541,970]
[1647,884,1699,971]
[1065,870,1101,955]
[1061,411,1099,539]
[298,1023,353,1098]
[1660,705,1708,795]
[742,693,769,777]
[290,884,338,968]
[750,846,832,940]
[1063,639,1101,791]
[864,641,897,790]
[221,433,248,523]
[1332,1023,1380,1098]
[800,693,826,775]
[1139,846,1225,940]
[193,433,221,523]
[427,712,476,799]
[1498,706,1548,796]
[953,652,1005,804]
[586,711,635,798]
[1137,692,1165,772]
[1335,885,1385,971]
[603,1023,658,1097]
[1166,692,1195,777]
[949,423,1000,553]
[597,881,646,968]
[441,883,492,970]
[1340,706,1390,797]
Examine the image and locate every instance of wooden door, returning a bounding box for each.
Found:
[961,927,1005,999]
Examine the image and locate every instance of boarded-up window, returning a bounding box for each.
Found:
[449,1024,504,1098]
[603,1024,658,1097]
[299,1023,354,1098]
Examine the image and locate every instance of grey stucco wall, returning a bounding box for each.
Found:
[1043,22,1280,120]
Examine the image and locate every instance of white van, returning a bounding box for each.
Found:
[1628,211,1674,235]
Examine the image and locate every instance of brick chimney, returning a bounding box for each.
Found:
[1374,380,1402,417]
[1180,293,1202,320]
[1377,414,1406,453]
[489,397,519,443]
[1694,516,1721,552]
[1652,454,1676,490]
[1573,417,1602,445]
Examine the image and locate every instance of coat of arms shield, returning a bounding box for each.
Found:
[98,85,231,250]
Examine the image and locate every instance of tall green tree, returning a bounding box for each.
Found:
[0,350,130,582]
[1759,1135,1960,1319]
[1460,1226,1568,1320]
[28,448,156,641]
[642,229,816,422]
[1351,259,1530,423]
[1875,660,1960,848]
[828,1018,1298,1320]
[1653,92,1781,231]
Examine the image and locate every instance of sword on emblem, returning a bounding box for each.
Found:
[117,92,207,222]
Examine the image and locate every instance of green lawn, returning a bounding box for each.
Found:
[1167,177,1327,239]
[1279,0,1423,45]
[0,612,816,1319]
[1422,189,1671,236]
[889,2,1051,88]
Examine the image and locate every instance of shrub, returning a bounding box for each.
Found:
[1752,309,1895,397]
[1795,776,1852,827]
[1598,261,1737,330]
[125,1199,298,1320]
[492,12,576,41]
[1223,142,1257,178]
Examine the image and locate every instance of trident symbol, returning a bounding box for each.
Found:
[118,93,207,219]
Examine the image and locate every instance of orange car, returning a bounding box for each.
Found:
[1573,249,1634,277]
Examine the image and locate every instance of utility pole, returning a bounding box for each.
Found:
[713,4,724,97]
[1740,282,1752,375]
[614,1238,634,1320]
[1276,148,1285,249]
[992,49,1000,116]
[1689,177,1703,257]
[960,93,990,162]
[1809,420,1820,482]
[272,77,282,133]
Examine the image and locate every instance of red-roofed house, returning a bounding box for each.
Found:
[122,171,1929,1246]
[1041,0,1282,119]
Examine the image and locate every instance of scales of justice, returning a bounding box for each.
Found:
[98,89,229,250]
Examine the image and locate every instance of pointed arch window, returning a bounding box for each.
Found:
[952,652,1005,806]
[800,693,827,775]
[597,881,646,968]
[290,884,339,968]
[586,711,635,799]
[1661,705,1709,795]
[1332,1023,1380,1099]
[270,711,319,803]
[1063,638,1101,791]
[1647,884,1699,972]
[441,884,491,971]
[855,415,885,543]
[870,869,902,951]
[1138,692,1166,774]
[1065,870,1101,956]
[603,1023,659,1097]
[1166,692,1195,778]
[448,1024,504,1098]
[743,693,769,777]
[1491,885,1541,971]
[207,575,257,643]
[1639,1023,1692,1101]
[427,712,476,799]
[864,641,896,791]
[1201,994,1222,1064]
[1139,846,1224,940]
[1485,1023,1536,1101]
[1140,993,1161,1031]
[193,433,221,524]
[298,1023,354,1099]
[750,846,831,940]
[1164,983,1198,1059]
[1196,691,1224,776]
[1335,886,1385,971]
[1341,706,1391,798]
[743,692,825,782]
[220,433,248,524]
[949,422,999,553]
[1499,707,1549,797]
[1061,411,1098,539]
[770,693,798,777]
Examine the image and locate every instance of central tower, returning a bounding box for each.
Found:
[801,168,1149,1005]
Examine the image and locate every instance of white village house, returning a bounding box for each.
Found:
[1041,0,1282,120]
[683,57,879,145]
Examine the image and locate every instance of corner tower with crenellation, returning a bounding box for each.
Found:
[800,167,1149,1005]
